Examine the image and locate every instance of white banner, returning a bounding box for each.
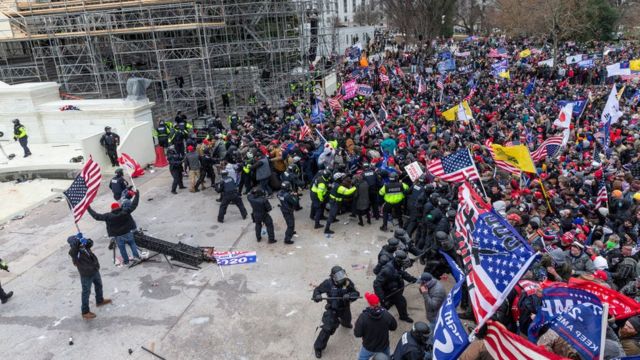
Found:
[404,161,424,182]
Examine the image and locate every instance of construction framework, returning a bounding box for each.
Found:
[0,0,338,119]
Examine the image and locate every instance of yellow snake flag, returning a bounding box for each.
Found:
[519,49,531,58]
[442,105,457,121]
[490,144,536,173]
[442,101,473,121]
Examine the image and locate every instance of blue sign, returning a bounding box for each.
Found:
[437,59,456,73]
[213,251,257,266]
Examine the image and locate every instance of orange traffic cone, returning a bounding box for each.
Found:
[154,145,168,167]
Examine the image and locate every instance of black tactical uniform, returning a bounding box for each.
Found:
[195,145,215,189]
[216,171,248,222]
[392,322,432,360]
[155,120,170,148]
[247,188,275,243]
[100,127,120,166]
[404,177,429,237]
[362,164,381,219]
[277,182,299,244]
[312,266,360,358]
[167,147,185,193]
[373,251,417,322]
[109,169,129,201]
[281,165,304,193]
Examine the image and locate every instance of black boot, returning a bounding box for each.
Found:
[1,291,13,304]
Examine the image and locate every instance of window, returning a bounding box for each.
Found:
[343,0,347,12]
[352,0,356,11]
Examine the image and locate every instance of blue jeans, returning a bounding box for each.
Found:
[115,231,140,264]
[81,271,103,314]
[357,346,390,360]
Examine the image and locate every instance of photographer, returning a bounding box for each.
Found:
[0,258,13,304]
[67,234,111,319]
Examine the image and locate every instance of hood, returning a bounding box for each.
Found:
[365,306,384,319]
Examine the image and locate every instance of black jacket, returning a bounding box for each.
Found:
[248,193,272,218]
[354,306,397,352]
[67,236,100,277]
[87,191,139,236]
[312,278,359,311]
[373,261,417,299]
[109,175,128,200]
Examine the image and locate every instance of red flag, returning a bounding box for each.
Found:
[484,320,570,360]
[568,278,640,319]
[299,124,310,141]
[118,153,145,178]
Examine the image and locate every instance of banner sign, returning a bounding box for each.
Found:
[212,251,257,266]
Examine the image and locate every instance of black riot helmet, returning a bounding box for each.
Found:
[115,167,124,176]
[281,181,292,191]
[418,174,428,183]
[394,228,408,241]
[251,187,265,196]
[330,266,347,286]
[104,126,111,133]
[435,231,454,251]
[411,322,431,344]
[429,192,441,204]
[322,169,332,180]
[446,209,457,220]
[438,198,450,209]
[393,250,411,269]
[387,238,400,252]
[388,172,399,181]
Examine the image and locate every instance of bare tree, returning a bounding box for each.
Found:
[380,0,457,43]
[456,0,483,34]
[353,4,383,26]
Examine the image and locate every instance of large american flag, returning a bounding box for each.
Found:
[531,135,564,162]
[63,157,102,223]
[328,95,342,111]
[595,179,608,209]
[484,320,570,360]
[299,124,311,140]
[484,139,521,175]
[454,182,537,325]
[427,148,479,182]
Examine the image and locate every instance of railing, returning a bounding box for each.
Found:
[0,0,29,38]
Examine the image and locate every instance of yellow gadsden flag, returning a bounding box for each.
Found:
[490,144,536,173]
[519,49,532,58]
[442,101,473,121]
[442,105,457,121]
[630,59,640,72]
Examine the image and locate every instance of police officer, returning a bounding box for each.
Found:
[247,187,276,243]
[404,175,428,237]
[378,172,409,232]
[362,163,381,219]
[324,173,356,235]
[154,120,170,148]
[216,170,248,223]
[312,266,360,358]
[195,140,215,190]
[170,122,188,156]
[109,168,129,201]
[392,322,432,360]
[228,111,240,131]
[282,164,304,193]
[0,258,13,304]
[373,238,400,275]
[100,126,120,166]
[278,181,299,244]
[418,194,444,251]
[373,250,417,323]
[12,119,31,158]
[310,169,332,228]
[167,146,186,194]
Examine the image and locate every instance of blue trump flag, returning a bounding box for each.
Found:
[432,251,470,360]
[558,99,588,117]
[529,287,604,360]
[524,78,536,96]
[437,59,456,73]
[311,98,324,124]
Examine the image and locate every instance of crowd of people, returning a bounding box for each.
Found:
[144,31,640,359]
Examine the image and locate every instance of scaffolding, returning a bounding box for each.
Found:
[0,0,338,119]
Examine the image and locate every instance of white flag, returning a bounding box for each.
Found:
[600,84,624,126]
[553,102,574,129]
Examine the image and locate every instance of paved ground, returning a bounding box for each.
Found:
[0,167,446,360]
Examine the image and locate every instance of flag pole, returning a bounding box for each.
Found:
[62,194,82,233]
[468,148,488,198]
[598,303,609,360]
[538,178,554,214]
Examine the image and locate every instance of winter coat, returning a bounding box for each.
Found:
[87,191,139,237]
[565,250,595,276]
[183,151,201,171]
[67,237,100,277]
[254,157,271,181]
[354,306,397,352]
[422,280,446,324]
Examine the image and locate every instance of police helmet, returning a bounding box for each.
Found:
[287,164,296,172]
[115,167,124,176]
[363,163,371,169]
[411,322,431,344]
[322,169,332,179]
[104,126,111,132]
[418,174,428,183]
[446,209,457,219]
[429,192,441,203]
[394,228,408,240]
[394,250,411,269]
[281,181,292,191]
[330,266,347,286]
[387,238,400,251]
[333,172,345,181]
[12,118,20,124]
[388,172,398,181]
[251,187,265,196]
[438,198,450,209]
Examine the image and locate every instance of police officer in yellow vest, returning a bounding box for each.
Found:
[379,172,409,232]
[310,169,332,229]
[12,119,31,157]
[324,173,356,235]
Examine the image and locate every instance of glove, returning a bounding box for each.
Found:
[313,294,322,303]
[343,294,351,301]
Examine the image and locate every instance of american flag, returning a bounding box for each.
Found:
[299,124,310,140]
[454,182,537,324]
[464,86,476,102]
[379,73,390,84]
[416,75,426,94]
[530,135,564,162]
[595,179,608,209]
[63,157,102,223]
[484,320,570,360]
[395,66,405,78]
[328,95,342,111]
[360,116,381,139]
[484,139,521,174]
[427,149,479,182]
[436,75,444,90]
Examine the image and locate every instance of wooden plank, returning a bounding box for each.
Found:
[15,0,193,15]
[0,21,225,40]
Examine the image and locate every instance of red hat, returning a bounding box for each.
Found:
[111,202,121,210]
[593,270,608,281]
[365,292,379,307]
[187,145,194,152]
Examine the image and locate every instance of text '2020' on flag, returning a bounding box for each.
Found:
[63,156,102,223]
[432,251,470,360]
[454,182,538,327]
[427,148,479,182]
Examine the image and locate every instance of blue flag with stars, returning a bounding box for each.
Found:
[529,287,604,360]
